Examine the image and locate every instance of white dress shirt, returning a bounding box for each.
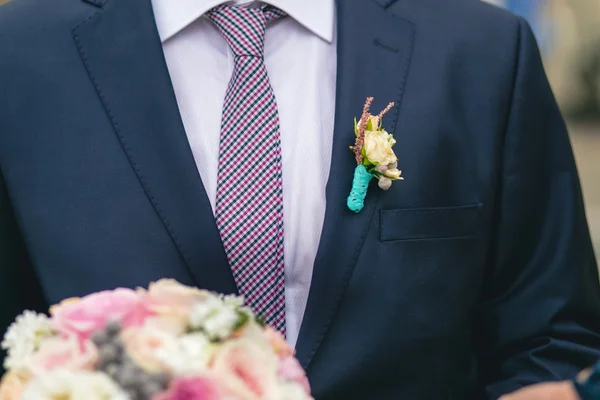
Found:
[150,0,337,347]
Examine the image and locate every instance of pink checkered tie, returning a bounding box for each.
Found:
[208,5,287,332]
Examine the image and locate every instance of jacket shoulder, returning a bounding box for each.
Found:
[389,0,522,55]
[0,0,95,47]
[390,0,523,46]
[0,0,97,78]
[392,0,520,26]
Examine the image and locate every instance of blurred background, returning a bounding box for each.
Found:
[0,0,598,259]
[484,0,600,260]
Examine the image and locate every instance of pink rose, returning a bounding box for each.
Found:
[144,279,210,317]
[278,356,311,395]
[28,336,98,375]
[153,377,221,400]
[51,288,153,342]
[210,339,279,400]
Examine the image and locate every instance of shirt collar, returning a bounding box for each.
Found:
[151,0,335,44]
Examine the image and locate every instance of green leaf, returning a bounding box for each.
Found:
[361,147,374,167]
[233,311,250,331]
[354,117,358,136]
[367,167,380,176]
[366,118,373,131]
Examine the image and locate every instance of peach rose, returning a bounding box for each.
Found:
[0,372,28,400]
[278,356,311,395]
[153,376,222,400]
[210,338,279,400]
[142,314,188,336]
[21,369,127,400]
[49,297,81,315]
[263,327,294,359]
[28,336,98,375]
[51,288,153,342]
[144,279,211,318]
[499,381,579,400]
[121,327,173,372]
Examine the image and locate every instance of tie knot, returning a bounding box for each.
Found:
[207,5,286,58]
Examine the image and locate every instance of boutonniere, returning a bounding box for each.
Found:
[347,97,403,213]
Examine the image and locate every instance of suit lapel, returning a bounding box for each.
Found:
[295,0,416,369]
[72,0,415,363]
[72,0,237,294]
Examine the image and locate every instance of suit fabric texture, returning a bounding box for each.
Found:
[1,0,600,398]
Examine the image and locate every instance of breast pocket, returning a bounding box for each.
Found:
[373,204,485,343]
[379,204,482,242]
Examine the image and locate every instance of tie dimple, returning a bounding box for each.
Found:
[208,5,287,333]
[207,6,286,57]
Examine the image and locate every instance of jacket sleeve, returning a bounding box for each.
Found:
[476,17,600,399]
[0,169,47,373]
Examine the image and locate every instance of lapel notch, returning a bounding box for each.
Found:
[371,0,401,8]
[72,0,237,294]
[295,0,416,370]
[82,0,107,8]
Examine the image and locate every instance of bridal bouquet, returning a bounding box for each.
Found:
[0,280,312,400]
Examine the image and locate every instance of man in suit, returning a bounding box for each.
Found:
[1,0,600,398]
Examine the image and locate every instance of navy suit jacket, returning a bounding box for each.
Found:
[1,0,600,398]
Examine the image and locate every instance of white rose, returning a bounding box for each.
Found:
[383,168,403,180]
[279,381,312,400]
[21,370,127,400]
[203,307,239,340]
[363,130,397,166]
[189,296,241,341]
[154,332,214,375]
[1,311,54,373]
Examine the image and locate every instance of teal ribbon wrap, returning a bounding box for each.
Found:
[347,165,373,213]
